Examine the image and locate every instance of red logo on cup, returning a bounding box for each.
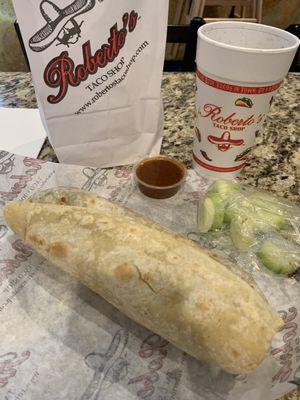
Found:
[208,131,244,152]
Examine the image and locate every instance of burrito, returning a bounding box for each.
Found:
[3,188,282,374]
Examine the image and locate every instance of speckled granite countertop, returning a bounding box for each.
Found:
[0,71,299,204]
[0,72,299,400]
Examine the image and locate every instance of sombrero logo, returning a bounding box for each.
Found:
[30,0,139,104]
[29,0,98,52]
[208,131,244,152]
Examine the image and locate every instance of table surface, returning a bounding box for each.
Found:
[0,71,299,400]
[0,72,299,205]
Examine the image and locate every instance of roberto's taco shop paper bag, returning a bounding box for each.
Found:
[12,0,169,167]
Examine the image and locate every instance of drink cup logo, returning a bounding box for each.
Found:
[28,0,97,52]
[200,150,212,162]
[207,131,244,152]
[234,147,252,162]
[195,127,201,143]
[234,97,253,108]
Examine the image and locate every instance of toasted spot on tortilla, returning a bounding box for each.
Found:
[114,263,134,282]
[60,196,67,204]
[196,301,210,312]
[230,348,240,358]
[192,261,201,268]
[29,235,44,247]
[47,242,68,259]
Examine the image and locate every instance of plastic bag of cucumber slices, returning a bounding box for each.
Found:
[197,180,300,277]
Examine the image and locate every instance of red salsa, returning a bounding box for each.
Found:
[135,156,186,199]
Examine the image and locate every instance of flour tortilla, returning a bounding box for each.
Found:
[4,189,283,374]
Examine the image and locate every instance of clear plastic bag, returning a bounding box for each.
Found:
[196,180,300,278]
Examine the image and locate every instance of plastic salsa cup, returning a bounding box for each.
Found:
[134,156,187,199]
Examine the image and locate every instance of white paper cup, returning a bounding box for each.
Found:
[193,22,299,179]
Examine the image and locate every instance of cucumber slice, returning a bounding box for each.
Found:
[249,192,284,216]
[224,206,239,223]
[197,196,215,233]
[230,216,256,250]
[223,190,286,231]
[257,240,300,274]
[224,210,234,223]
[197,192,226,232]
[251,216,275,233]
[244,209,280,233]
[224,193,254,223]
[248,192,287,229]
[209,180,239,200]
[256,209,286,230]
[206,192,225,230]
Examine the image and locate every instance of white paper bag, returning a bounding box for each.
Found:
[12,0,169,167]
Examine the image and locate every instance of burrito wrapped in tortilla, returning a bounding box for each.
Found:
[4,188,282,374]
